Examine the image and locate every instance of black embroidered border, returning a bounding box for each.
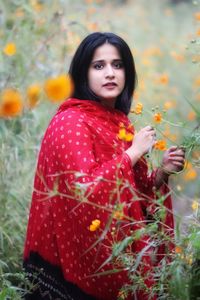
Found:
[23,252,97,300]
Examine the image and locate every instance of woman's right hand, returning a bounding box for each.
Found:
[125,126,156,166]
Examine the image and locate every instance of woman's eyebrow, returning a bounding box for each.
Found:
[91,59,122,64]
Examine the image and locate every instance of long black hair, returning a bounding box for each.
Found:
[69,32,137,115]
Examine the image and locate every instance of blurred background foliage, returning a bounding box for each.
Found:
[0,0,200,299]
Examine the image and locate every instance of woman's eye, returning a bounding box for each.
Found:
[113,62,123,69]
[94,64,103,70]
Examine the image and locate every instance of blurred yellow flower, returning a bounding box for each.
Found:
[130,102,143,114]
[15,8,24,17]
[163,100,176,110]
[187,111,196,121]
[27,84,41,109]
[191,200,199,211]
[196,29,200,36]
[164,8,173,16]
[163,127,177,142]
[176,185,182,191]
[195,94,200,101]
[184,162,197,181]
[87,22,99,31]
[89,219,101,232]
[118,290,127,300]
[194,12,200,21]
[44,74,74,103]
[153,112,162,123]
[186,256,193,265]
[0,89,23,117]
[194,77,200,87]
[170,51,185,62]
[141,58,153,66]
[192,54,200,63]
[143,47,162,57]
[157,73,169,85]
[133,91,139,101]
[30,0,43,12]
[3,42,16,56]
[113,210,124,220]
[154,140,167,151]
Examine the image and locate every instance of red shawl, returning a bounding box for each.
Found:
[24,98,174,300]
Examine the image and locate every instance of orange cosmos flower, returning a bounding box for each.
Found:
[175,246,183,254]
[89,219,101,232]
[154,140,167,151]
[3,42,16,56]
[44,74,74,103]
[27,84,41,109]
[153,112,162,123]
[130,102,143,114]
[0,89,23,117]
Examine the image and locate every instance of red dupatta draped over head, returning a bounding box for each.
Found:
[24,98,174,300]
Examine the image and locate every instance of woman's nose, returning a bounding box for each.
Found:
[105,65,115,78]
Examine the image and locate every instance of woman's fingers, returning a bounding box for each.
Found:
[169,156,185,162]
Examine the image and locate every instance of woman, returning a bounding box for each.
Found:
[23,32,185,300]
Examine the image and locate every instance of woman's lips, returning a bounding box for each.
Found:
[103,82,117,88]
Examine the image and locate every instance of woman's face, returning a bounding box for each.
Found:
[88,43,125,108]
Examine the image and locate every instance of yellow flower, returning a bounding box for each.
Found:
[27,84,41,109]
[3,42,16,56]
[186,256,193,265]
[154,140,167,151]
[0,89,23,117]
[117,128,134,142]
[191,200,199,211]
[113,210,124,220]
[89,219,101,232]
[118,290,127,300]
[44,74,74,103]
[153,112,162,123]
[130,102,143,114]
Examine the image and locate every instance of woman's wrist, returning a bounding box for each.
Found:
[125,148,141,167]
[154,167,170,189]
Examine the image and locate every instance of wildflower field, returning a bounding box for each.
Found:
[0,0,200,299]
